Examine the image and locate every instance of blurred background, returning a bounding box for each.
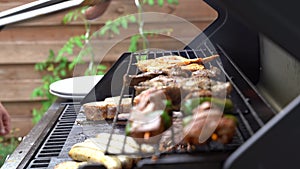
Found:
[0,0,216,166]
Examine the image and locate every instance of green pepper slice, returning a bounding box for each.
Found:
[182,97,234,115]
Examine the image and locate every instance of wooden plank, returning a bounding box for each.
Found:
[10,117,34,137]
[0,79,44,102]
[0,20,212,41]
[2,101,41,117]
[0,64,47,80]
[0,37,195,64]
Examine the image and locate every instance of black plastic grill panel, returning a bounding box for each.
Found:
[26,104,80,169]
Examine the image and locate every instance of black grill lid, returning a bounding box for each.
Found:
[217,0,300,62]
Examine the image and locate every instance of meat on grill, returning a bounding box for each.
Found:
[128,65,221,87]
[127,71,166,86]
[192,66,221,78]
[136,55,219,72]
[134,75,232,100]
[126,88,172,143]
[183,102,236,145]
[83,97,132,121]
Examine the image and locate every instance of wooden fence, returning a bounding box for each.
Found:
[0,0,217,137]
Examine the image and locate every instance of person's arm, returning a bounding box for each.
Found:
[85,0,111,20]
[0,102,11,135]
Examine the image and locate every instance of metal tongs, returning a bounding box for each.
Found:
[0,0,102,29]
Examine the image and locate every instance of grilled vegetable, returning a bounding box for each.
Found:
[182,115,193,127]
[54,161,88,169]
[182,97,234,115]
[68,133,155,169]
[68,147,121,169]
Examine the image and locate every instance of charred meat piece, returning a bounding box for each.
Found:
[136,55,219,72]
[134,75,232,98]
[215,115,237,144]
[126,88,172,143]
[183,102,237,145]
[166,66,192,78]
[134,75,183,96]
[192,66,221,78]
[184,90,213,100]
[127,66,193,87]
[127,71,166,86]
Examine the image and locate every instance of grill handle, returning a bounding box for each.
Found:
[0,0,109,29]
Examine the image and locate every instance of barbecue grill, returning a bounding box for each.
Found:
[2,0,300,169]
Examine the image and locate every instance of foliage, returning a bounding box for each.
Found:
[31,0,178,123]
[0,132,21,167]
[31,8,105,124]
[143,0,179,6]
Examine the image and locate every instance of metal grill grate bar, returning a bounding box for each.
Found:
[27,159,51,169]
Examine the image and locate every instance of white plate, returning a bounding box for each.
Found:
[49,75,103,96]
[49,89,85,100]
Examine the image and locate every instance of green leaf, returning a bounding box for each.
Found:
[111,25,120,35]
[99,26,109,36]
[97,64,107,71]
[128,15,137,23]
[60,70,67,77]
[121,18,128,29]
[167,0,178,5]
[128,35,140,52]
[157,0,164,6]
[62,12,74,24]
[73,37,84,48]
[148,0,155,6]
[48,49,55,61]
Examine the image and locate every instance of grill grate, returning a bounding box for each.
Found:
[98,43,276,159]
[102,45,272,157]
[26,104,80,169]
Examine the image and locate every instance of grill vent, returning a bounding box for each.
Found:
[26,104,79,169]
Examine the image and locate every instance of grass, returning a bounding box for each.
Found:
[0,136,21,167]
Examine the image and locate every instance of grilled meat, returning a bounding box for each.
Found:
[127,71,166,86]
[192,66,221,78]
[83,97,132,120]
[215,115,237,144]
[134,75,232,99]
[183,102,237,145]
[136,55,219,72]
[181,63,205,72]
[167,66,191,78]
[126,88,172,143]
[128,65,194,87]
[183,90,213,100]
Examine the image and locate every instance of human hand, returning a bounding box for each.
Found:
[0,102,11,135]
[84,0,111,20]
